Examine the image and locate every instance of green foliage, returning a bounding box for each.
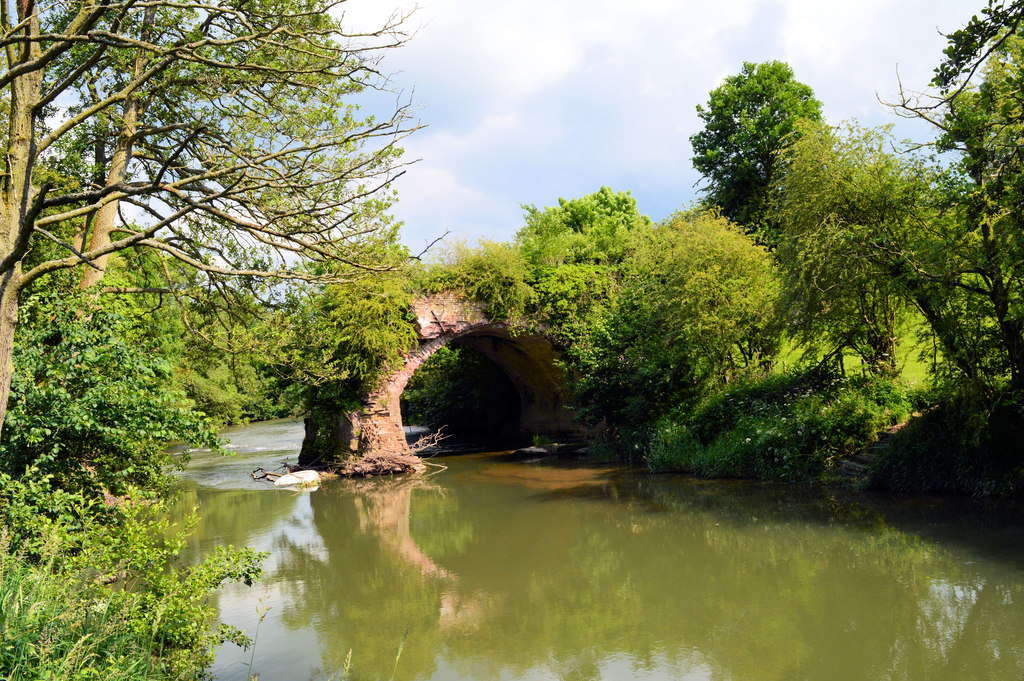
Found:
[0,476,265,680]
[0,294,220,499]
[532,263,617,345]
[873,35,1024,393]
[420,241,535,323]
[516,187,652,267]
[690,60,822,244]
[570,211,780,430]
[178,359,294,426]
[932,0,1024,91]
[774,121,928,376]
[871,384,1024,496]
[646,372,913,483]
[276,273,418,395]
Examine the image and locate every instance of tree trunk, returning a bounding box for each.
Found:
[0,3,42,437]
[79,7,153,291]
[79,81,142,290]
[0,269,20,440]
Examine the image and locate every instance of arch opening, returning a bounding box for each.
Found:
[357,323,584,457]
[400,343,524,448]
[298,293,592,465]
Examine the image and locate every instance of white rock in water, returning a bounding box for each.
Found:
[274,470,320,486]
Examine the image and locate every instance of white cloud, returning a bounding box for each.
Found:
[339,0,980,248]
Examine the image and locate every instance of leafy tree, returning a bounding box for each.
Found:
[0,0,417,436]
[890,35,1024,391]
[571,210,780,431]
[932,0,1024,94]
[774,122,930,376]
[516,186,651,268]
[532,263,618,346]
[0,293,219,499]
[690,61,822,245]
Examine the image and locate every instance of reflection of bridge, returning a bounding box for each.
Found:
[300,292,584,464]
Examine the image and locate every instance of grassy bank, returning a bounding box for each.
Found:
[1,547,173,681]
[635,371,916,484]
[0,474,265,681]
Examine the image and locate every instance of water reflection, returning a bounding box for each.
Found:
[178,421,1024,681]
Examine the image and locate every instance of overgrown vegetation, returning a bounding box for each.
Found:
[0,0,423,675]
[0,296,266,680]
[645,371,913,482]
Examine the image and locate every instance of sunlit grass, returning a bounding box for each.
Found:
[0,547,166,681]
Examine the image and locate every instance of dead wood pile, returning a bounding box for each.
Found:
[340,451,426,477]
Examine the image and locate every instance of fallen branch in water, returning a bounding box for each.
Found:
[340,452,426,477]
[250,467,282,481]
[408,426,449,454]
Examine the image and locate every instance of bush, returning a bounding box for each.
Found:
[419,241,535,323]
[644,371,914,483]
[0,472,265,680]
[0,292,266,679]
[0,294,220,499]
[871,385,1024,496]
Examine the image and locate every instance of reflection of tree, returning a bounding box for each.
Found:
[172,486,300,558]
[420,473,1024,681]
[191,459,1024,681]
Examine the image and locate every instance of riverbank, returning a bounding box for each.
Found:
[588,370,1024,498]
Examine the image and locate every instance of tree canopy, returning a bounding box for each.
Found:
[690,60,822,246]
[515,186,652,268]
[0,0,416,435]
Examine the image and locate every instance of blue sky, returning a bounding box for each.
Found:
[344,0,978,253]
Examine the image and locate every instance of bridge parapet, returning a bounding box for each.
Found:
[411,292,488,339]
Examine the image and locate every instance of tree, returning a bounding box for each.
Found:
[690,61,822,246]
[570,210,780,430]
[0,0,417,436]
[774,122,929,377]
[515,186,651,268]
[932,0,1024,95]
[890,34,1024,391]
[1,293,219,497]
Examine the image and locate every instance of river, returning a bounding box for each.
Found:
[174,418,1024,681]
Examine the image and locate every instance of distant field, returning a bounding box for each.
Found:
[774,314,935,386]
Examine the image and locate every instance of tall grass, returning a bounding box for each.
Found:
[1,542,165,681]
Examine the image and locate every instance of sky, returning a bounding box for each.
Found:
[341,0,979,254]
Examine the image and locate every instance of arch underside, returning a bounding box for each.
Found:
[362,324,583,454]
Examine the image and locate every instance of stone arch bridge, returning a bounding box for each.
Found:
[299,292,584,464]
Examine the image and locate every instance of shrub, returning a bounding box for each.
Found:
[871,385,1024,496]
[1,294,220,499]
[0,472,265,680]
[643,371,914,483]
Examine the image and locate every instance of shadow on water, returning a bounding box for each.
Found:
[519,465,1024,573]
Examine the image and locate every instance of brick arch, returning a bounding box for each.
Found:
[353,293,582,457]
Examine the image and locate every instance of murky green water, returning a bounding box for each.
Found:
[175,419,1024,681]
